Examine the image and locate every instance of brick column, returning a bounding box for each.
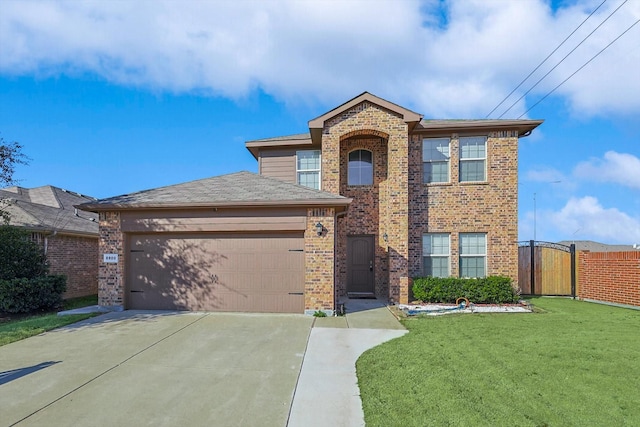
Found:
[98,211,125,310]
[387,130,410,304]
[304,208,336,315]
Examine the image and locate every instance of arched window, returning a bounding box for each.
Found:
[348,149,373,186]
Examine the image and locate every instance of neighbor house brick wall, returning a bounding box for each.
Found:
[578,251,640,307]
[46,234,98,299]
[408,131,520,293]
[321,101,410,303]
[305,207,336,313]
[98,211,125,308]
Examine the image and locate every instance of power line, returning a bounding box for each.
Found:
[497,0,629,119]
[518,17,640,119]
[485,0,607,118]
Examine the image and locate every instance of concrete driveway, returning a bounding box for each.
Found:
[1,301,406,427]
[1,311,313,427]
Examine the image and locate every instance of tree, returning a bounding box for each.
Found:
[1,137,29,223]
[0,137,28,187]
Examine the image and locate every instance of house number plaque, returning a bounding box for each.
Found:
[103,254,119,263]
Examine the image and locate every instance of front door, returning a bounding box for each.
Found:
[347,235,375,295]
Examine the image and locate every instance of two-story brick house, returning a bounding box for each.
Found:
[80,92,541,314]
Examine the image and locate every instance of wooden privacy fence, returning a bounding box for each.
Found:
[518,241,577,297]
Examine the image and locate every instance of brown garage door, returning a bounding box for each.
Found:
[127,233,305,313]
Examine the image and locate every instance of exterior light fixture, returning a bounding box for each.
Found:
[315,222,324,236]
[383,233,388,242]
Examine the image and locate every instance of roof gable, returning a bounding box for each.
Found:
[78,171,351,211]
[307,92,422,145]
[308,92,422,129]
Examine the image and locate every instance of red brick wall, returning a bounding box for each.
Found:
[321,101,410,303]
[46,234,98,299]
[578,251,640,307]
[408,131,520,284]
[337,137,389,299]
[98,211,125,308]
[305,208,336,313]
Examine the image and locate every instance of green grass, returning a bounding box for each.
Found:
[0,295,98,346]
[357,298,640,426]
[0,313,96,346]
[63,294,98,310]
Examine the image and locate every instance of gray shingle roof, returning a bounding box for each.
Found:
[557,240,638,252]
[0,186,98,236]
[246,133,311,143]
[78,171,350,211]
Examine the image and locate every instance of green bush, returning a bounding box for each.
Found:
[0,225,48,280]
[412,276,519,304]
[0,275,66,313]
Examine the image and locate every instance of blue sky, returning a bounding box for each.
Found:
[1,0,639,244]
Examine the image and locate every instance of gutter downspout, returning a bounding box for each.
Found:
[44,230,57,255]
[334,209,349,315]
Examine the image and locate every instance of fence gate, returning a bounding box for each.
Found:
[518,241,576,297]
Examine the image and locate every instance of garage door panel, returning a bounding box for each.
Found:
[128,234,304,313]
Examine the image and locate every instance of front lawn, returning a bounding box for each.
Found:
[0,313,96,346]
[357,298,640,426]
[0,295,98,346]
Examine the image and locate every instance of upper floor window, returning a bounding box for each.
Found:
[348,149,373,186]
[423,138,450,183]
[297,150,321,190]
[459,233,486,278]
[459,136,487,182]
[423,233,450,277]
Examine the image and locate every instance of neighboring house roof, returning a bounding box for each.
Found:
[78,171,352,211]
[0,185,98,236]
[557,240,638,252]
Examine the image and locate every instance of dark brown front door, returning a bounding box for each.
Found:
[347,235,375,295]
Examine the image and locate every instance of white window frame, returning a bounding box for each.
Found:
[348,149,374,186]
[422,138,450,183]
[423,233,450,278]
[459,233,487,278]
[459,136,487,182]
[296,150,321,190]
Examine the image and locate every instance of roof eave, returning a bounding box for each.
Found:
[414,119,544,137]
[76,198,353,213]
[245,137,315,159]
[12,225,98,238]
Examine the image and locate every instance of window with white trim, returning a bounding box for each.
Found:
[296,150,321,190]
[459,136,487,182]
[348,149,373,186]
[459,233,486,278]
[423,233,450,277]
[423,138,450,183]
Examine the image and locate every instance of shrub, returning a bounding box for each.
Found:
[0,225,48,280]
[0,275,66,313]
[412,276,520,304]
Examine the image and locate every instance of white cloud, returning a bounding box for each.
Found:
[541,196,640,243]
[574,151,640,189]
[1,0,639,117]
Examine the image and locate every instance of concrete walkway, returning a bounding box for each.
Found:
[288,299,407,427]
